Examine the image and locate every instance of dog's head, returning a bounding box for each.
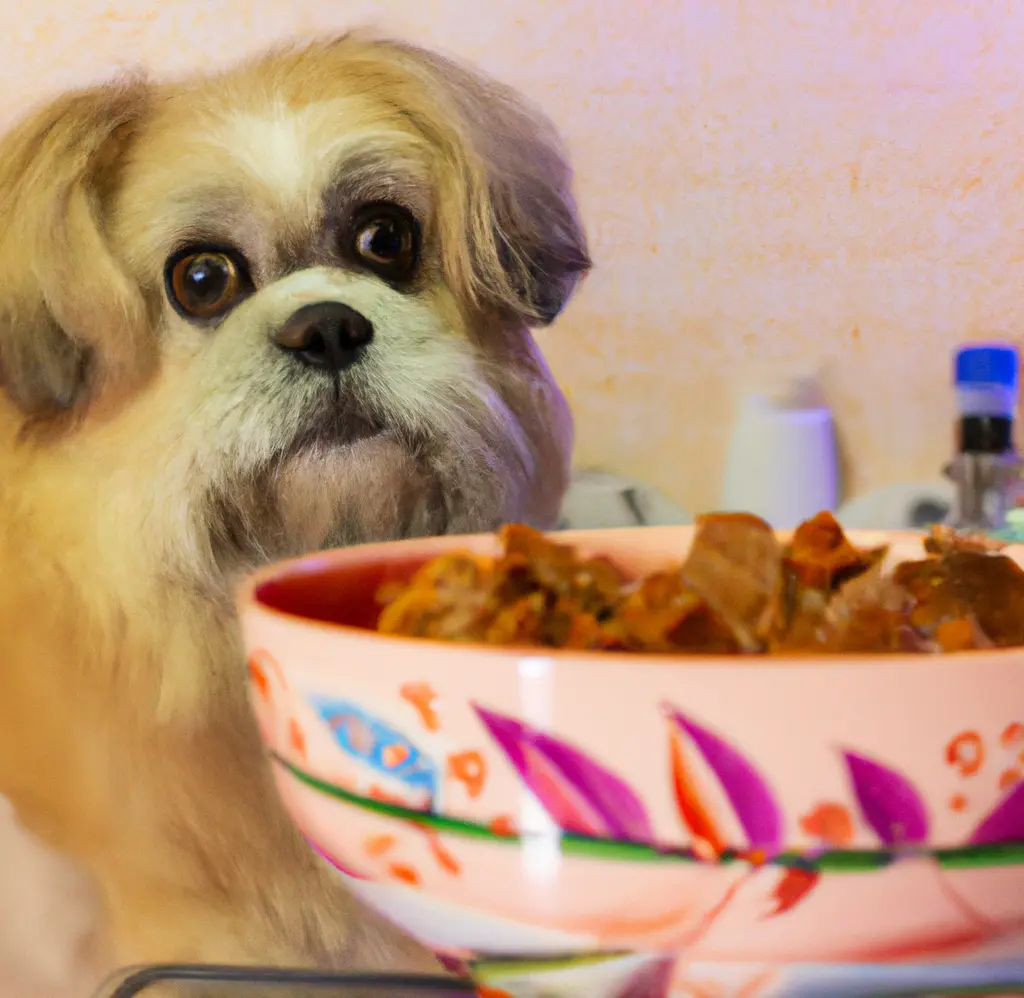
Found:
[0,36,588,591]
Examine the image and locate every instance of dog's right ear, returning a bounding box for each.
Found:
[0,80,151,419]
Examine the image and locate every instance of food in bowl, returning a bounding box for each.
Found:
[377,511,1024,654]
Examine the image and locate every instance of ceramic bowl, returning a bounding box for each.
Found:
[238,527,1024,998]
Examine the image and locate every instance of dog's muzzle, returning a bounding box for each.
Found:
[272,301,374,372]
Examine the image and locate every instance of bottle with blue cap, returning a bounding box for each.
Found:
[944,342,1022,534]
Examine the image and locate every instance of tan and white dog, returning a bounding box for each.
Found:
[0,34,588,996]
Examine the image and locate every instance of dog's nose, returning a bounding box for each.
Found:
[272,302,374,371]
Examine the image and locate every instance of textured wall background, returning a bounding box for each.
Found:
[4,0,1024,512]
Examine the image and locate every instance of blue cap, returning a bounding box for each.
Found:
[954,343,1019,389]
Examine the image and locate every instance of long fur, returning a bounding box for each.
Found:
[0,34,588,996]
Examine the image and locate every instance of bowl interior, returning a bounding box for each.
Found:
[255,550,428,629]
[250,527,695,632]
[249,525,927,635]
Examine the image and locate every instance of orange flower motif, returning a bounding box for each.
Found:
[388,863,421,886]
[448,751,487,798]
[287,718,306,759]
[248,650,286,698]
[424,830,462,877]
[248,657,270,700]
[1001,721,1024,748]
[668,724,726,857]
[799,801,854,846]
[381,743,411,770]
[400,681,440,732]
[946,731,985,777]
[488,815,517,837]
[368,784,407,806]
[766,868,820,917]
[364,834,396,857]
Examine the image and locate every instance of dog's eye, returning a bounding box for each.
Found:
[167,249,248,320]
[351,204,419,280]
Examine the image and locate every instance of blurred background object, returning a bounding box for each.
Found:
[835,480,954,530]
[558,468,692,529]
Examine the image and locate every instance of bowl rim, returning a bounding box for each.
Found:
[236,525,1024,668]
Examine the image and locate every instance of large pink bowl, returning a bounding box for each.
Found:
[238,527,1024,995]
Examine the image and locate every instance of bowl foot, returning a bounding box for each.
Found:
[466,952,1024,998]
[469,952,676,998]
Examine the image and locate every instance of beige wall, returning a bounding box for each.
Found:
[4,0,1023,513]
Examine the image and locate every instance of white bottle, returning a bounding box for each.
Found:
[719,377,839,530]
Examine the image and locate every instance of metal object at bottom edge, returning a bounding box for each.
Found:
[94,965,476,997]
[90,959,1024,998]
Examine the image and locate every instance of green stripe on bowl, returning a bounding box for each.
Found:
[273,754,1024,872]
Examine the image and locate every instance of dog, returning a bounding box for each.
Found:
[0,33,588,996]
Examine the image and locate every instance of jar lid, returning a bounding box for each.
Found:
[954,343,1019,389]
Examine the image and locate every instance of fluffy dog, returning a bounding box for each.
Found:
[0,34,588,996]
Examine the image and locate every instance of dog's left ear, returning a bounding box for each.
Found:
[402,46,592,326]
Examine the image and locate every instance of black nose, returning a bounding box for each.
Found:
[272,301,373,371]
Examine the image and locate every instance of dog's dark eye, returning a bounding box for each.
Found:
[166,248,249,320]
[351,203,419,280]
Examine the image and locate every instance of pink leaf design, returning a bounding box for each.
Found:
[472,704,654,843]
[663,704,784,856]
[970,780,1024,845]
[841,750,929,846]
